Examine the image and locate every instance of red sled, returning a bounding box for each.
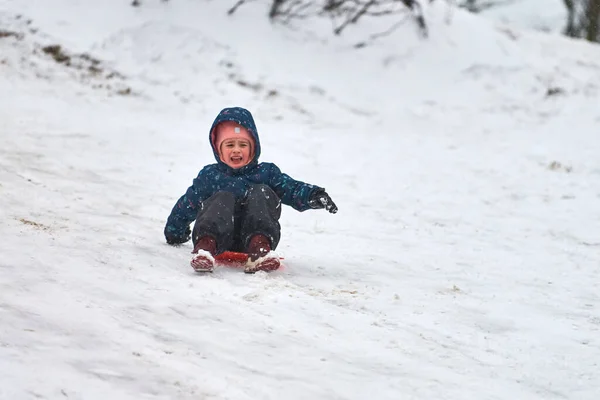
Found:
[214,251,284,270]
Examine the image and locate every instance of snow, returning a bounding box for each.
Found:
[479,0,567,34]
[1,0,599,399]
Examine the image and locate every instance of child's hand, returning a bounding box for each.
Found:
[166,226,191,245]
[309,189,338,214]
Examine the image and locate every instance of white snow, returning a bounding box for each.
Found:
[1,0,599,399]
[478,0,567,34]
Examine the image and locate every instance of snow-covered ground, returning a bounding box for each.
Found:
[479,0,567,34]
[1,0,599,399]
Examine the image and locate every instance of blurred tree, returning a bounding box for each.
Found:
[584,0,600,41]
[563,0,600,42]
[229,0,432,43]
[564,0,578,35]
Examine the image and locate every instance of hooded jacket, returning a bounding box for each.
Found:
[164,107,323,243]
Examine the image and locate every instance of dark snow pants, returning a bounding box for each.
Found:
[191,184,282,254]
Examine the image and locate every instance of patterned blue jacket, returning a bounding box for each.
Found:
[164,107,323,243]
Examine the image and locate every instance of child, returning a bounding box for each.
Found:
[164,107,337,273]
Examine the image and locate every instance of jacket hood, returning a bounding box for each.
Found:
[209,107,261,170]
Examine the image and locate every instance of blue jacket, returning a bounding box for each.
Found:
[164,107,323,243]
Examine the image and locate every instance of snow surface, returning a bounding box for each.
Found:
[479,0,567,34]
[1,0,600,399]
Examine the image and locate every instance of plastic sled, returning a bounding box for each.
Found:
[214,251,250,267]
[214,251,284,270]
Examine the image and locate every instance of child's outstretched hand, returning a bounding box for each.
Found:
[309,189,338,214]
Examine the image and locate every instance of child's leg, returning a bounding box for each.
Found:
[239,184,282,251]
[238,185,282,273]
[192,191,236,254]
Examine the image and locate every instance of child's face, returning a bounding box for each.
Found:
[220,138,252,169]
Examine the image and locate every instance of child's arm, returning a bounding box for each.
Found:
[164,168,211,244]
[266,163,325,211]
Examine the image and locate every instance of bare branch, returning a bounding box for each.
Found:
[228,0,256,15]
[228,0,433,44]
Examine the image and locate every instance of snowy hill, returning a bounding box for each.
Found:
[1,0,599,399]
[479,0,567,34]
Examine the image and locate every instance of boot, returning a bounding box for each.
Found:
[190,236,217,272]
[245,234,280,273]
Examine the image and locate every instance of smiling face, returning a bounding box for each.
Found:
[219,137,252,169]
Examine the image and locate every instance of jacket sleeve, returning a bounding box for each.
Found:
[267,163,323,211]
[164,168,212,243]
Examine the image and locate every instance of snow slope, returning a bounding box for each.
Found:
[1,0,599,399]
[479,0,567,34]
